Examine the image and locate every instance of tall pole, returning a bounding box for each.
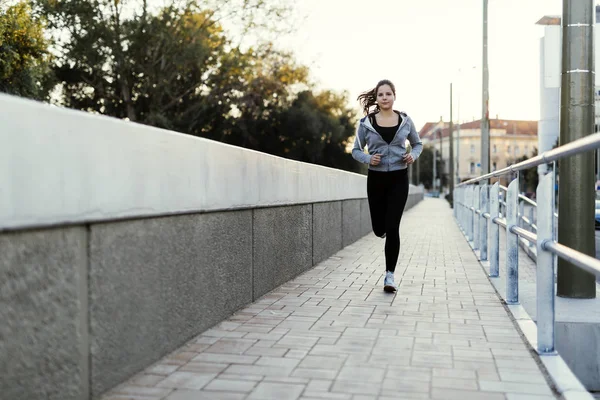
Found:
[557,0,596,299]
[449,83,454,199]
[456,93,461,184]
[439,122,444,192]
[481,0,490,180]
[433,147,437,192]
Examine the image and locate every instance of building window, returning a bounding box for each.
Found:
[493,162,497,171]
[515,146,520,156]
[470,144,475,154]
[470,162,475,174]
[525,145,529,154]
[507,145,511,154]
[493,144,497,154]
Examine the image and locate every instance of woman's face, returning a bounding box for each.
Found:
[376,84,395,110]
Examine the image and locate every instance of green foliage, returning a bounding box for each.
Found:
[0,1,52,99]
[26,0,360,172]
[417,146,444,189]
[516,147,539,193]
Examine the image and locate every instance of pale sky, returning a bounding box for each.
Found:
[276,0,565,129]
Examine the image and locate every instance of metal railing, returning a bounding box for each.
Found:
[454,132,600,355]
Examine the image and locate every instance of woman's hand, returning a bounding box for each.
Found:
[403,153,414,165]
[370,154,381,166]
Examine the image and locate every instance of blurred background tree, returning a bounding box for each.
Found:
[0,0,52,100]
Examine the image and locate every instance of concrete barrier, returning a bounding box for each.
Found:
[0,94,424,399]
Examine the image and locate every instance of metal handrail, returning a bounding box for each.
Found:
[511,226,538,244]
[453,132,600,359]
[544,241,600,277]
[457,132,600,186]
[519,194,537,207]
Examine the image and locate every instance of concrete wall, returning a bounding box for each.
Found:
[0,94,424,400]
[0,94,368,232]
[0,227,89,400]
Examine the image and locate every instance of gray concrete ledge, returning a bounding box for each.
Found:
[1,94,375,231]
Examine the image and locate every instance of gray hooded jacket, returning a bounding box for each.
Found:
[351,111,423,172]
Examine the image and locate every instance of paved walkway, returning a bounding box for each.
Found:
[103,198,558,400]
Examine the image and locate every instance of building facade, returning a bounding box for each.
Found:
[419,118,538,187]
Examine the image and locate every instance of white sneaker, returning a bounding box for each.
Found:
[383,271,397,293]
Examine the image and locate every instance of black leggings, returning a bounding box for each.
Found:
[367,169,409,273]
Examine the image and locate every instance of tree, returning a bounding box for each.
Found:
[516,147,539,193]
[276,90,357,171]
[417,146,444,190]
[0,1,52,100]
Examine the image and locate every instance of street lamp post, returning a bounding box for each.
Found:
[433,146,437,192]
[481,0,490,180]
[449,83,454,199]
[453,66,476,187]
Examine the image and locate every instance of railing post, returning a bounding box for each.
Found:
[479,184,489,261]
[462,188,466,229]
[529,205,536,248]
[473,185,480,250]
[506,177,520,304]
[461,187,466,232]
[536,171,555,354]
[467,186,473,241]
[519,200,525,229]
[454,187,457,219]
[489,182,500,277]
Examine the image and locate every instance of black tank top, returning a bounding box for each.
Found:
[371,114,401,144]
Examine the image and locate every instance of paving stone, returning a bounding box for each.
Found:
[336,366,385,383]
[306,379,333,391]
[432,376,478,390]
[155,372,217,390]
[109,385,173,398]
[128,374,165,387]
[431,387,505,399]
[330,380,380,395]
[203,378,257,392]
[191,353,258,365]
[292,368,338,380]
[298,355,345,370]
[246,382,305,400]
[165,390,246,400]
[479,380,554,395]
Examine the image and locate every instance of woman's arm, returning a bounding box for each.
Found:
[351,123,372,164]
[408,117,423,160]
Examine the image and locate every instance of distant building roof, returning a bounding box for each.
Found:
[418,122,439,136]
[536,15,560,26]
[420,118,537,141]
[537,6,600,26]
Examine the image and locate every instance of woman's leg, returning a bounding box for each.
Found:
[384,169,410,273]
[367,170,387,238]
